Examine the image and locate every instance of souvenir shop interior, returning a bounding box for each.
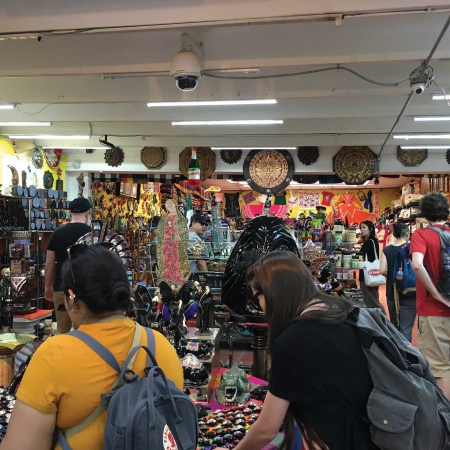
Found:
[0,1,450,446]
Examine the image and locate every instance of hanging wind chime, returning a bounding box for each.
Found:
[188,147,201,187]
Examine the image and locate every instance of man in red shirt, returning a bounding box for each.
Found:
[411,192,450,399]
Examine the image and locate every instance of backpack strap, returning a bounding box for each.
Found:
[145,326,156,368]
[423,225,450,294]
[58,323,143,449]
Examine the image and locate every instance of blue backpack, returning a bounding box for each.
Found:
[392,243,416,297]
[58,324,198,450]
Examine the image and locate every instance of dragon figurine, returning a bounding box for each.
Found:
[216,364,251,405]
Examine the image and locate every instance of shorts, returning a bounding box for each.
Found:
[53,291,72,333]
[418,315,450,378]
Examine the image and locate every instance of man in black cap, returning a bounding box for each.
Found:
[189,213,208,272]
[45,198,92,333]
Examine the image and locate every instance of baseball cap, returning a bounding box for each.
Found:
[192,213,207,224]
[69,198,91,213]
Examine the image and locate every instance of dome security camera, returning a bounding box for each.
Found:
[411,82,426,95]
[170,50,203,91]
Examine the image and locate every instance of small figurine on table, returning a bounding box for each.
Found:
[195,278,214,336]
[159,280,192,350]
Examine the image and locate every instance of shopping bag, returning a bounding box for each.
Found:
[364,240,386,287]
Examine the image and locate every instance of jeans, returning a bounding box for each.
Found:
[387,297,416,343]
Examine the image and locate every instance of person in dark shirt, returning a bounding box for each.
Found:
[380,222,416,342]
[359,220,386,314]
[45,198,91,333]
[224,251,377,450]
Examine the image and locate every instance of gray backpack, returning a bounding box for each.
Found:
[346,307,450,450]
[58,324,198,450]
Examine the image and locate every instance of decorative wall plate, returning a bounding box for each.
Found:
[396,147,427,167]
[43,171,54,189]
[179,147,215,181]
[243,150,295,194]
[104,147,124,167]
[220,150,242,165]
[32,148,44,169]
[141,147,166,170]
[297,147,319,166]
[44,148,62,168]
[333,146,376,185]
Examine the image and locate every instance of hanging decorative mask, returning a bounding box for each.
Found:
[297,147,319,166]
[32,148,44,169]
[44,149,62,168]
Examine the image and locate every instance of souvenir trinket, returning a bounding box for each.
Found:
[216,364,252,405]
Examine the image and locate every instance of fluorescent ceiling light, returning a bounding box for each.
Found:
[9,135,90,140]
[0,104,14,110]
[394,134,450,140]
[212,147,296,150]
[432,94,450,100]
[42,146,105,150]
[0,122,51,126]
[400,145,450,149]
[172,120,283,126]
[414,116,450,121]
[148,99,276,107]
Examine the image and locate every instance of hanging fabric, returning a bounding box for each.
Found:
[364,190,373,213]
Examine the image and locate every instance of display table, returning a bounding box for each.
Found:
[194,368,299,449]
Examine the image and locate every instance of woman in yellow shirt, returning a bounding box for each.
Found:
[1,245,183,450]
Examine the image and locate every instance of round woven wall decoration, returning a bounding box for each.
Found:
[141,147,166,170]
[397,147,427,167]
[220,150,242,165]
[104,147,124,167]
[297,147,319,166]
[333,146,376,185]
[179,147,215,181]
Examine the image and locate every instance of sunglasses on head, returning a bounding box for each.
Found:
[66,242,116,289]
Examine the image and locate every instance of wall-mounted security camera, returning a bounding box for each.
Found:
[411,82,426,95]
[409,67,432,95]
[170,33,203,91]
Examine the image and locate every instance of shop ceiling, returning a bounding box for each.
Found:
[1,1,450,187]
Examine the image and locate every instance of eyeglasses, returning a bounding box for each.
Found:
[66,242,115,289]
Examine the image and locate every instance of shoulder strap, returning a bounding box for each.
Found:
[58,323,143,447]
[145,326,156,368]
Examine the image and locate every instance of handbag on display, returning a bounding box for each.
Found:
[363,240,386,287]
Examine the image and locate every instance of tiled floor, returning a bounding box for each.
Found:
[219,285,418,370]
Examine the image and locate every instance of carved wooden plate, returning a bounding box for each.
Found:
[333,146,376,185]
[397,147,427,167]
[141,147,166,170]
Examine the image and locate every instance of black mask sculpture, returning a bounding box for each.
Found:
[221,216,300,315]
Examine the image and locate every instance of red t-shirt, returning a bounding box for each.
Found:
[410,226,450,317]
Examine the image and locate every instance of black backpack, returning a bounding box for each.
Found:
[346,307,450,450]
